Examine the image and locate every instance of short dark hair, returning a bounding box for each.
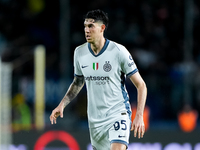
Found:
[84,9,109,28]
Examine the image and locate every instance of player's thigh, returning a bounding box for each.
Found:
[110,142,127,150]
[89,126,110,150]
[109,114,131,149]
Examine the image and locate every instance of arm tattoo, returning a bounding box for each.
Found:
[62,76,85,107]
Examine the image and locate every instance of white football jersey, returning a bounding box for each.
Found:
[74,39,138,128]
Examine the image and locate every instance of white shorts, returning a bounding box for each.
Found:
[89,112,131,150]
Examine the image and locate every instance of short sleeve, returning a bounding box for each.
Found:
[119,46,138,77]
[74,48,83,77]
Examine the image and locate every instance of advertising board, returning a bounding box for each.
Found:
[11,129,200,150]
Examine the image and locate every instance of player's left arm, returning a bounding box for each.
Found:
[129,71,147,139]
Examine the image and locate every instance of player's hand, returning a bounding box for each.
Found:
[49,105,64,124]
[131,115,145,139]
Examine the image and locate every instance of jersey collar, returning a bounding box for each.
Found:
[88,39,110,57]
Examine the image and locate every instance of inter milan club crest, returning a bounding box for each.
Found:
[93,62,99,70]
[103,61,112,72]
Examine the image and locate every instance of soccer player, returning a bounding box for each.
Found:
[50,9,147,150]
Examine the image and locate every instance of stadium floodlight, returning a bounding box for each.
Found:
[34,45,46,130]
[0,58,12,150]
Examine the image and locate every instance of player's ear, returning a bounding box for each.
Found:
[101,24,106,32]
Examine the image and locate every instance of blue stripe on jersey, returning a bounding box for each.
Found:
[88,39,110,57]
[120,72,132,119]
[126,68,138,77]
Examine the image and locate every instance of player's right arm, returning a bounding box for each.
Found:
[50,76,85,124]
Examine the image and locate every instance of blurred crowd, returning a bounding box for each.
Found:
[0,0,200,129]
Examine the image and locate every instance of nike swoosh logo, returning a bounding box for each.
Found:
[82,65,88,68]
[118,135,126,138]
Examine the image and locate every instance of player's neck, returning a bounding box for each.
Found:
[91,37,106,55]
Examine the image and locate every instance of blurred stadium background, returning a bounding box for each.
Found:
[0,0,200,149]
